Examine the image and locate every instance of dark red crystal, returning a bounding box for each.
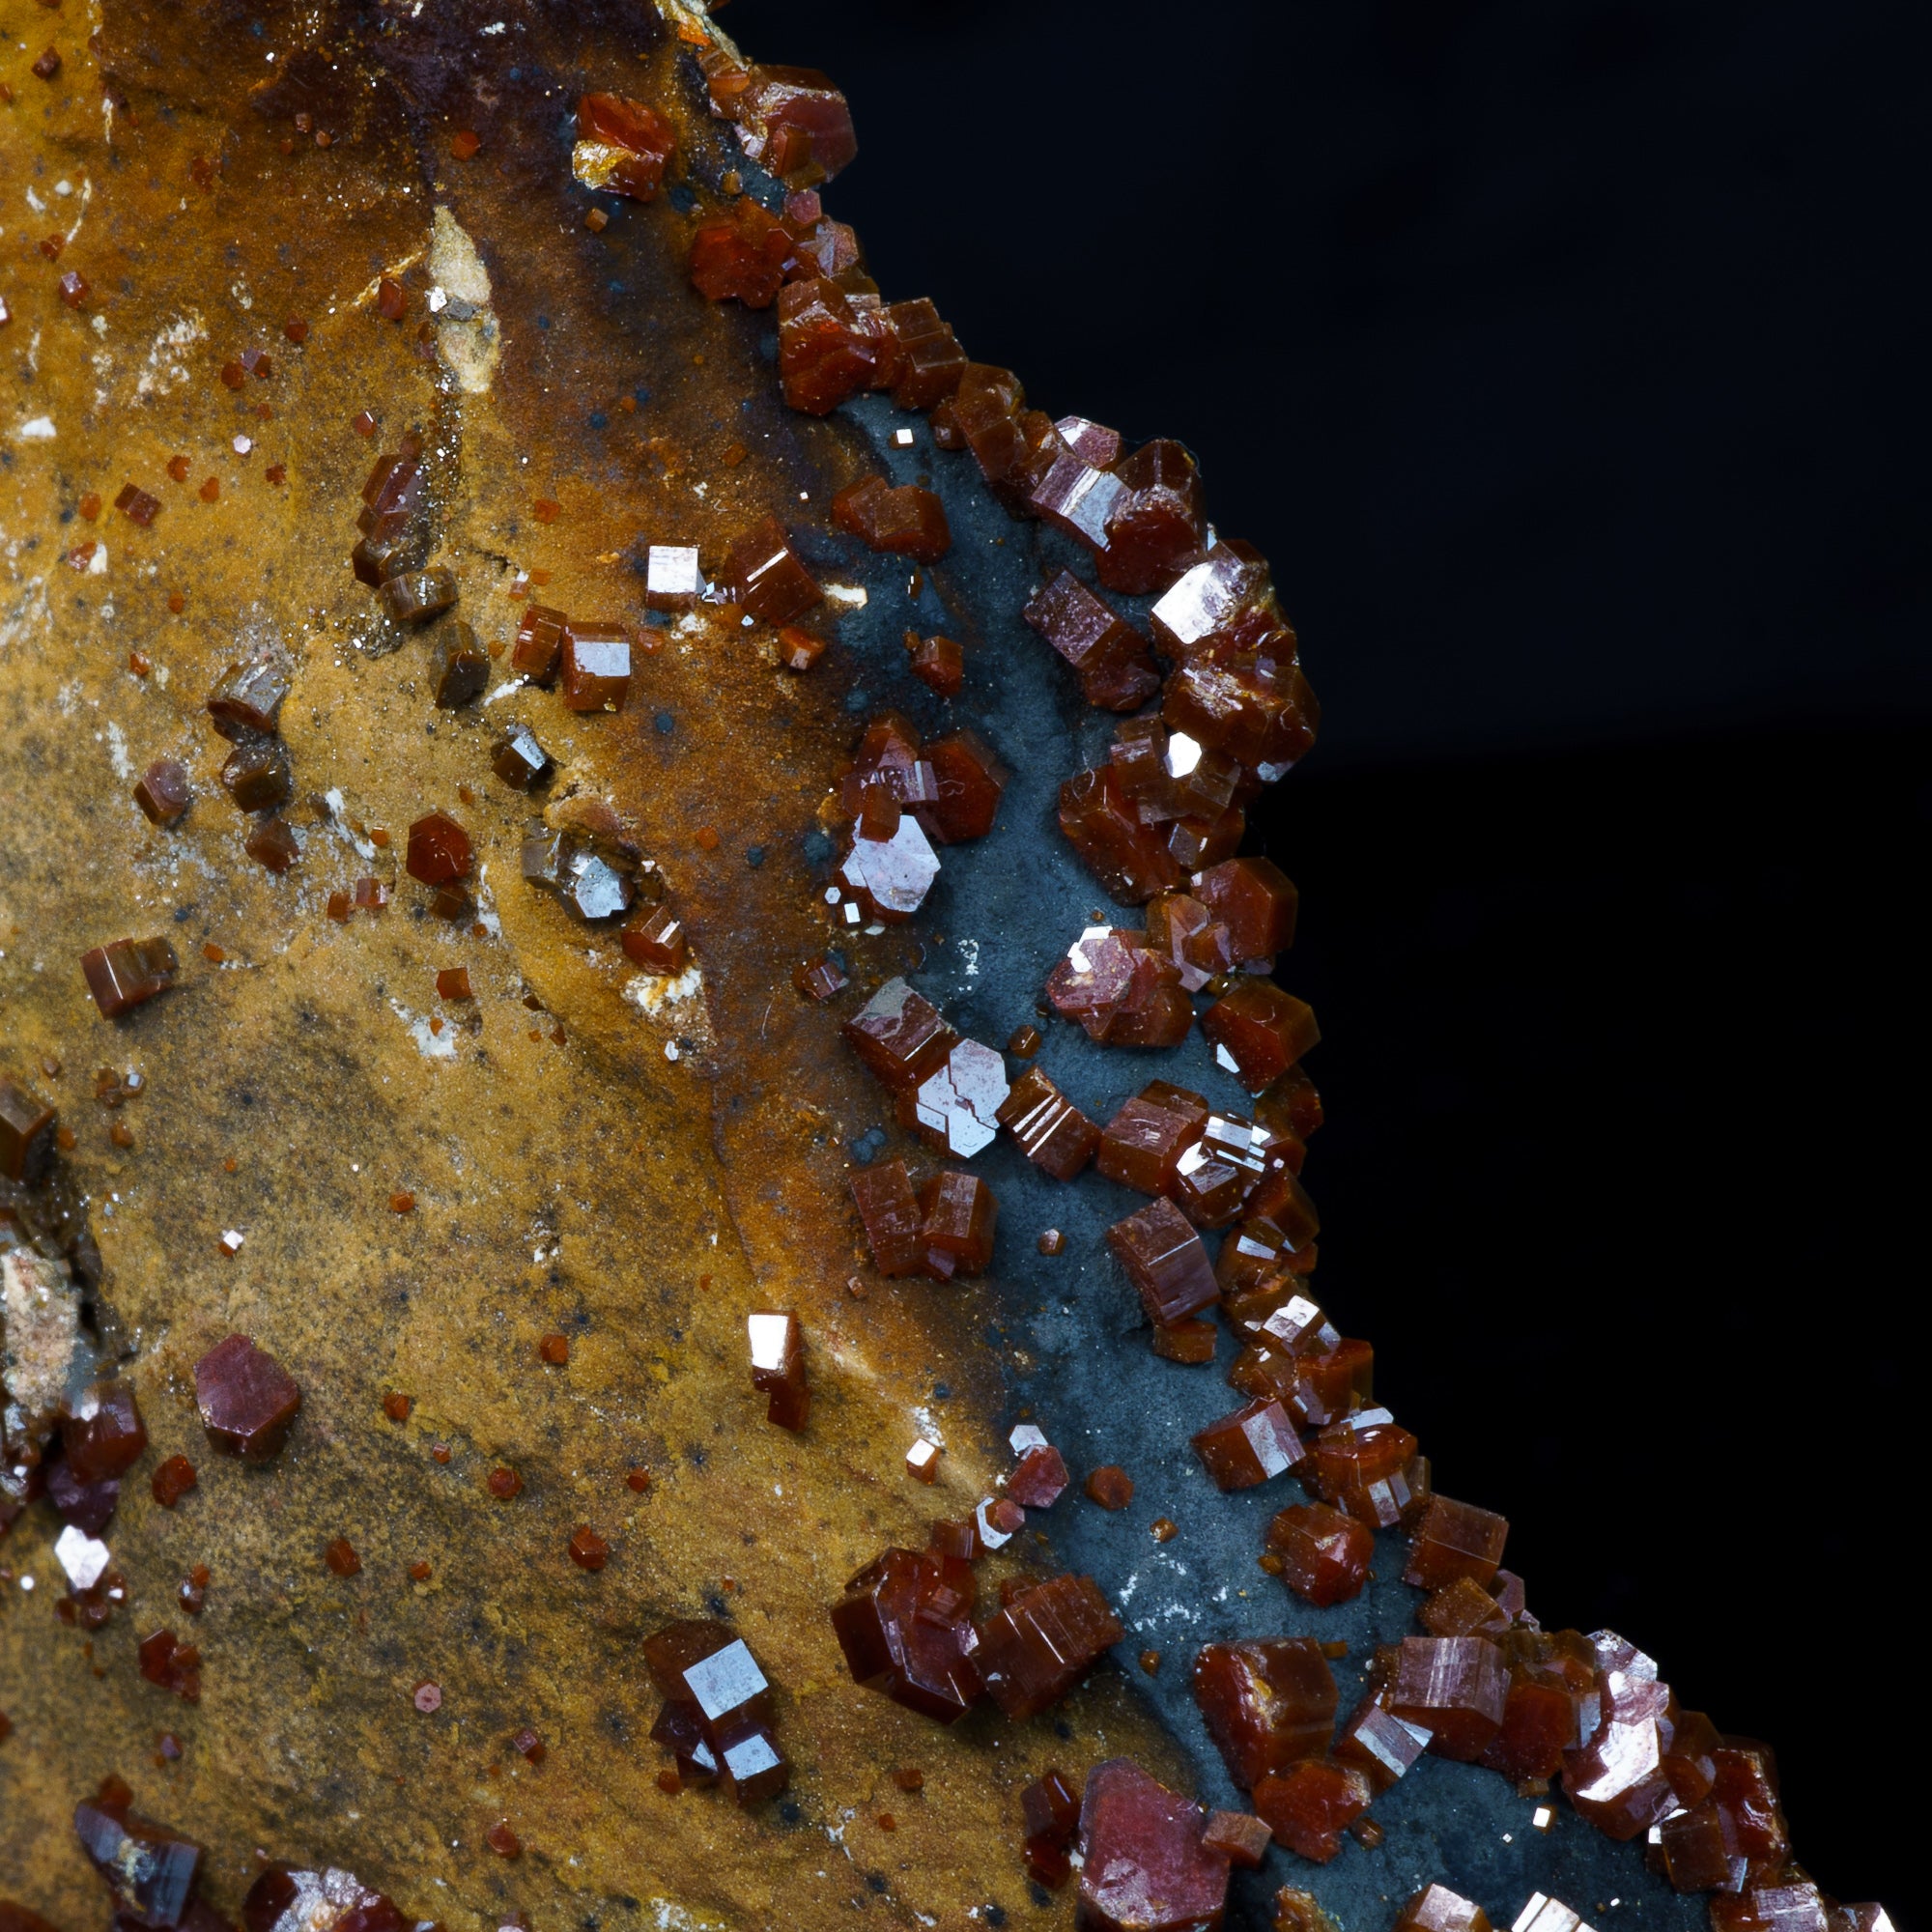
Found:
[133,759,192,828]
[923,729,1008,843]
[996,1066,1100,1180]
[1193,1638,1338,1788]
[831,1547,983,1723]
[1203,980,1321,1094]
[850,1159,927,1278]
[1098,440,1208,594]
[1404,1494,1509,1591]
[1190,1399,1305,1492]
[778,277,882,414]
[919,1170,997,1276]
[1058,766,1184,903]
[1251,1759,1371,1864]
[406,811,472,886]
[82,937,179,1019]
[841,977,957,1094]
[833,476,951,558]
[1334,1692,1434,1793]
[1107,1197,1219,1326]
[725,516,822,624]
[1191,857,1299,961]
[61,1381,147,1482]
[1097,1081,1208,1195]
[1046,925,1191,1047]
[1022,571,1160,713]
[975,1572,1122,1719]
[688,197,796,309]
[748,1311,810,1431]
[193,1333,301,1461]
[72,1791,203,1928]
[1076,1758,1230,1932]
[1385,1635,1508,1762]
[576,93,675,199]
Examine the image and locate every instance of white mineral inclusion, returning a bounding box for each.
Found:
[429,205,500,394]
[54,1524,111,1593]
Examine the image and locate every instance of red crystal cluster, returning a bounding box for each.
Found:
[644,1618,788,1803]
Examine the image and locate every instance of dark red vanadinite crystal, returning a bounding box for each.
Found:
[1006,1426,1071,1509]
[1385,1635,1509,1763]
[1046,926,1191,1048]
[133,759,192,828]
[689,197,798,309]
[1020,1767,1081,1889]
[1404,1494,1509,1591]
[406,811,472,886]
[850,1159,928,1278]
[1191,1399,1305,1492]
[976,1573,1122,1719]
[1076,1758,1230,1932]
[193,1334,301,1461]
[748,1311,810,1431]
[996,1067,1100,1180]
[1023,572,1160,713]
[576,92,676,199]
[1251,1759,1372,1864]
[833,476,951,558]
[1194,1638,1338,1789]
[81,937,179,1019]
[61,1380,147,1483]
[778,277,882,414]
[1191,857,1299,961]
[831,1548,983,1723]
[1266,1502,1375,1608]
[1107,1198,1219,1327]
[1203,979,1321,1094]
[725,516,822,624]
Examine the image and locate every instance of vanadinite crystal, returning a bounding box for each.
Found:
[841,978,955,1092]
[1191,1399,1305,1492]
[1396,1885,1494,1932]
[1194,1638,1338,1789]
[725,516,822,624]
[1385,1635,1509,1762]
[574,92,676,199]
[1404,1494,1510,1591]
[996,1066,1100,1179]
[1023,571,1160,712]
[748,1311,809,1430]
[72,1788,203,1926]
[831,1548,983,1723]
[405,811,472,886]
[1006,1425,1070,1509]
[1266,1502,1375,1607]
[1203,979,1321,1094]
[975,1572,1122,1719]
[918,1170,997,1275]
[1108,1198,1219,1326]
[81,937,180,1019]
[1020,1767,1081,1889]
[1046,926,1191,1047]
[1251,1759,1372,1863]
[832,476,951,558]
[643,1617,786,1804]
[62,1380,147,1481]
[909,1038,1009,1158]
[1076,1758,1230,1932]
[193,1334,302,1461]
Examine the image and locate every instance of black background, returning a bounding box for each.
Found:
[723,0,1926,1917]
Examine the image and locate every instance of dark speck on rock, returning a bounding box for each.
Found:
[588,411,609,430]
[1030,1885,1052,1909]
[173,906,194,923]
[803,830,834,867]
[931,1382,951,1401]
[745,845,765,868]
[704,1592,731,1618]
[667,183,696,213]
[849,1126,886,1166]
[780,1802,802,1825]
[654,711,674,735]
[843,689,869,714]
[1054,1720,1073,1741]
[866,1874,889,1895]
[984,1910,1007,1928]
[537,315,551,330]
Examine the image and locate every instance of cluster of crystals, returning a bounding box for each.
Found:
[829,716,1007,926]
[242,1863,410,1932]
[832,1507,1121,1728]
[842,978,1009,1159]
[572,91,676,202]
[696,53,858,189]
[69,1777,216,1931]
[509,599,636,713]
[643,1618,788,1804]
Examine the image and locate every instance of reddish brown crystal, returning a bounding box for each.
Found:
[493,724,552,790]
[908,632,964,696]
[725,516,823,625]
[512,604,569,683]
[1307,1408,1423,1526]
[1561,1630,1677,1837]
[920,728,1007,843]
[850,1159,927,1278]
[193,1333,301,1461]
[1404,1494,1509,1591]
[1108,1198,1219,1326]
[1194,1638,1337,1789]
[739,66,858,186]
[876,298,967,409]
[1058,767,1185,903]
[1086,1464,1134,1510]
[1046,925,1192,1047]
[622,905,689,974]
[61,1381,147,1482]
[1385,1635,1508,1762]
[219,737,292,814]
[1021,1767,1081,1889]
[777,276,882,414]
[1203,980,1321,1094]
[1203,1808,1272,1868]
[688,197,796,309]
[1334,1693,1434,1793]
[996,1066,1099,1180]
[975,1572,1122,1719]
[1023,572,1160,712]
[1076,1758,1230,1932]
[1419,1576,1512,1640]
[1006,1427,1071,1510]
[406,811,472,886]
[82,937,179,1019]
[748,1311,810,1431]
[561,623,634,712]
[919,1170,997,1276]
[842,978,957,1094]
[831,1548,984,1723]
[1097,1081,1208,1194]
[833,476,952,559]
[0,1078,56,1181]
[1098,440,1208,594]
[1190,1399,1305,1492]
[150,1456,198,1510]
[133,759,192,827]
[576,93,676,199]
[1192,857,1299,962]
[1251,1759,1371,1864]
[1396,1885,1494,1932]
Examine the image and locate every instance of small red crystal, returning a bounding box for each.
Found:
[1404,1494,1509,1591]
[134,759,192,828]
[1058,767,1184,903]
[576,92,675,199]
[1386,1635,1509,1762]
[61,1381,148,1483]
[831,1547,984,1723]
[192,1333,301,1462]
[850,1159,928,1278]
[1191,857,1299,961]
[996,1066,1099,1180]
[560,623,633,713]
[1098,440,1208,594]
[81,937,179,1018]
[1203,980,1321,1094]
[1251,1758,1371,1864]
[1098,1081,1208,1195]
[1023,572,1160,713]
[689,197,796,309]
[748,1311,810,1431]
[1396,1885,1494,1932]
[1085,1465,1134,1511]
[568,1525,610,1572]
[1046,925,1191,1047]
[919,1170,998,1275]
[725,515,822,624]
[1006,1429,1071,1510]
